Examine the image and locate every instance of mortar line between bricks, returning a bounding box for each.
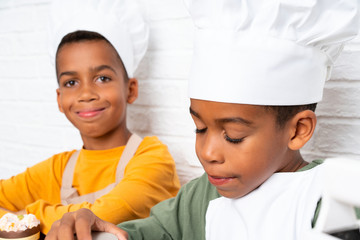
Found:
[149,17,191,23]
[0,2,50,10]
[129,131,194,139]
[138,78,187,83]
[326,79,360,85]
[317,151,360,158]
[130,104,188,110]
[300,150,360,160]
[317,116,360,124]
[146,49,193,55]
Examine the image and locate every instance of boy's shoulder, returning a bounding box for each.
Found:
[132,135,172,158]
[139,135,162,146]
[22,150,76,182]
[136,136,167,150]
[297,159,324,172]
[36,150,76,167]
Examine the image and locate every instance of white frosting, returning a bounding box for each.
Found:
[0,213,39,232]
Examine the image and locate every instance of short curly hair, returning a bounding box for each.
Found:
[264,103,317,128]
[55,30,128,81]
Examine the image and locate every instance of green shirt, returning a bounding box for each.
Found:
[119,160,323,240]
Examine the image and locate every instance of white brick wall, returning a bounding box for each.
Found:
[0,0,359,185]
[302,38,360,161]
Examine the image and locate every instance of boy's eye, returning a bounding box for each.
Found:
[195,127,207,134]
[224,133,244,144]
[96,76,111,82]
[64,80,77,87]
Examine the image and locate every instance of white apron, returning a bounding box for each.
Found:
[206,165,324,240]
[60,134,142,205]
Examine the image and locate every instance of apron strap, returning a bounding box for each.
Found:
[115,134,142,183]
[60,133,143,205]
[60,151,80,203]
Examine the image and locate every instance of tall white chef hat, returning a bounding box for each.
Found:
[49,0,149,78]
[184,0,360,105]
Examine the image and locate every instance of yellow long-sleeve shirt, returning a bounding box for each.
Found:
[0,136,180,234]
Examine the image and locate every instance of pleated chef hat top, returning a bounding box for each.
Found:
[184,0,360,105]
[49,0,149,78]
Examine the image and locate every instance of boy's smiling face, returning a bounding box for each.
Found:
[190,99,303,199]
[56,40,136,148]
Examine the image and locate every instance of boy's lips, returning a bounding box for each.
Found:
[207,175,236,186]
[76,108,106,118]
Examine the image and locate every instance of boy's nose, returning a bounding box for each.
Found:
[197,135,224,164]
[78,84,99,102]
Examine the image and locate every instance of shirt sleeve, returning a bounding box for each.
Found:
[26,137,181,234]
[119,174,220,240]
[0,152,70,216]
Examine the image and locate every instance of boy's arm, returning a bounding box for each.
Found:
[46,174,219,239]
[26,161,174,235]
[28,137,181,234]
[118,197,180,239]
[46,208,128,240]
[0,153,69,216]
[118,173,220,240]
[0,171,37,214]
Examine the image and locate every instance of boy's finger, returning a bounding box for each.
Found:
[91,212,128,240]
[58,212,77,240]
[47,208,128,240]
[45,213,76,240]
[100,221,129,240]
[45,220,61,240]
[73,209,97,240]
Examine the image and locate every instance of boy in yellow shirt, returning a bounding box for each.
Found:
[0,0,180,235]
[46,0,359,239]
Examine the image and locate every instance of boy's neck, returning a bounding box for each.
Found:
[278,151,308,172]
[81,128,132,150]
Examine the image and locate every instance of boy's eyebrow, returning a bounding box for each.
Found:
[90,65,117,75]
[189,107,200,118]
[190,107,252,126]
[215,117,253,126]
[58,71,77,79]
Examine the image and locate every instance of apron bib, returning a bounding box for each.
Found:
[205,165,324,240]
[60,134,142,205]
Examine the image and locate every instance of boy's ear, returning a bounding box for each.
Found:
[56,88,64,113]
[288,110,317,150]
[127,78,138,104]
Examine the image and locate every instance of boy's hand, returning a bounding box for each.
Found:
[45,208,128,240]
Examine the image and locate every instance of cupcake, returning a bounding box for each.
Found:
[0,213,40,240]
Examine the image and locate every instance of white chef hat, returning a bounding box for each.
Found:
[184,0,360,105]
[48,0,149,78]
